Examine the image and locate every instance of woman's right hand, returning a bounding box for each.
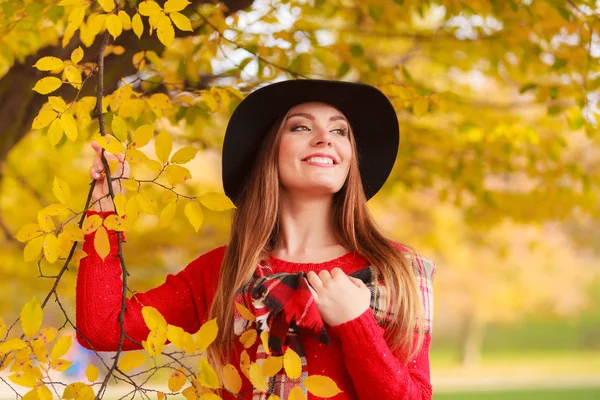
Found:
[89,137,130,212]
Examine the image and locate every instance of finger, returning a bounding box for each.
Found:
[89,166,103,181]
[318,269,332,284]
[330,267,346,280]
[348,276,365,288]
[306,271,323,291]
[93,157,104,173]
[91,141,103,157]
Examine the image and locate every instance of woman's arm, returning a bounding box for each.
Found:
[329,311,432,400]
[76,210,224,351]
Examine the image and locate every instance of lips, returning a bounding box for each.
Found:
[301,153,339,165]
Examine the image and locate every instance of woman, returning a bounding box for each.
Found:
[77,79,435,399]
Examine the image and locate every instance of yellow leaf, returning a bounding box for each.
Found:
[62,224,85,242]
[24,237,44,262]
[64,64,82,89]
[103,214,126,231]
[32,338,49,364]
[39,327,57,344]
[155,130,172,163]
[199,192,235,212]
[142,306,167,331]
[181,387,195,400]
[133,124,154,147]
[111,193,127,216]
[201,92,218,112]
[43,233,59,264]
[86,364,98,382]
[0,317,5,338]
[157,14,175,47]
[248,363,267,392]
[413,96,429,118]
[94,225,110,261]
[267,396,281,400]
[95,134,124,154]
[48,96,68,112]
[239,329,257,349]
[32,109,58,130]
[171,146,198,164]
[166,324,185,349]
[198,357,221,389]
[240,350,250,378]
[16,224,43,242]
[98,0,115,13]
[33,57,64,72]
[53,177,71,206]
[106,14,123,39]
[161,190,177,204]
[170,12,192,31]
[164,0,190,13]
[143,326,167,357]
[136,192,157,214]
[159,201,177,228]
[125,148,148,164]
[222,364,242,394]
[184,201,203,232]
[71,46,84,64]
[47,118,64,146]
[262,356,282,377]
[60,113,78,141]
[139,1,163,17]
[304,375,343,397]
[157,392,166,400]
[166,164,192,186]
[38,385,53,400]
[168,368,187,392]
[57,231,75,258]
[82,214,103,234]
[50,358,73,372]
[62,382,93,399]
[118,180,137,193]
[117,351,146,372]
[21,297,43,337]
[132,13,144,38]
[33,77,62,95]
[87,13,107,38]
[234,302,256,322]
[111,115,128,142]
[283,348,302,379]
[195,317,218,353]
[50,335,72,360]
[183,332,196,354]
[288,386,307,400]
[260,330,270,354]
[0,338,28,355]
[119,10,132,29]
[9,371,38,388]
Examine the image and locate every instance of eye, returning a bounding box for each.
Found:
[291,124,310,131]
[332,128,347,136]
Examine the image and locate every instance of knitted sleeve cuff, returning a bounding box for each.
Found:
[329,308,385,345]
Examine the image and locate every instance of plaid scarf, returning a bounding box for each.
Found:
[233,262,399,399]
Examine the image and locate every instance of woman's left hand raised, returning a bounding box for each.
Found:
[306,268,371,326]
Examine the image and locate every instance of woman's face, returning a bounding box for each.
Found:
[277,102,353,197]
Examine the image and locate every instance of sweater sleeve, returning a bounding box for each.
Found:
[75,209,221,352]
[329,253,436,400]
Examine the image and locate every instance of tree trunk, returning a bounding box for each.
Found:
[0,0,253,164]
[460,313,486,367]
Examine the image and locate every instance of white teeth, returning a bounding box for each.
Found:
[305,157,334,165]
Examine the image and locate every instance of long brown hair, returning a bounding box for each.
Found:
[208,107,425,374]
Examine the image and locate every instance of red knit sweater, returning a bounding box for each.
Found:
[76,210,435,400]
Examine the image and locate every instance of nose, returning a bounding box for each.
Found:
[310,128,333,147]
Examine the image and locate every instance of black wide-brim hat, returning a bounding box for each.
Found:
[222,79,400,205]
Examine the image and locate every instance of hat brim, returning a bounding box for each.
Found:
[222,79,400,204]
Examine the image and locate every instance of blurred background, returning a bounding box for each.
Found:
[0,0,599,399]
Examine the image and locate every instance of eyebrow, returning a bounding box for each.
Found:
[286,112,348,123]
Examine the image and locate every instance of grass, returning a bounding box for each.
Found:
[434,387,600,399]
